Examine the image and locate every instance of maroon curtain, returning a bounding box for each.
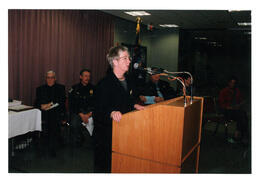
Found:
[8,10,114,105]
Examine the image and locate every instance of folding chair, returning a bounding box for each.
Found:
[203,96,233,138]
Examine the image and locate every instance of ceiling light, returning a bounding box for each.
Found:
[244,32,251,35]
[228,10,249,12]
[124,11,151,16]
[159,24,179,28]
[237,22,251,26]
[228,10,241,12]
[208,42,217,46]
[194,37,207,40]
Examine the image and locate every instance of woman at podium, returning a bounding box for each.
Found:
[93,45,144,173]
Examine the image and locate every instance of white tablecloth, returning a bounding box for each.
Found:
[8,109,42,138]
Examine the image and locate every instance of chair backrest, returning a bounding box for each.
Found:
[203,96,217,114]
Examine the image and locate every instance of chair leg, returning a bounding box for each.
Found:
[224,122,229,139]
[213,122,220,136]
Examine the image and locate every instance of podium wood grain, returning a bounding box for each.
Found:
[112,96,204,173]
[112,152,180,173]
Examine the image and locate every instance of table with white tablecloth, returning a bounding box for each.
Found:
[8,109,42,139]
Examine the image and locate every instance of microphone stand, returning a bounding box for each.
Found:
[167,74,188,106]
[139,67,193,106]
[163,70,193,104]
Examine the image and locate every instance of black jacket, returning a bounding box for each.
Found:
[92,71,136,149]
[68,82,95,115]
[140,79,177,101]
[35,83,66,121]
[93,71,135,128]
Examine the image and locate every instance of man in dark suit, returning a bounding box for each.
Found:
[68,69,95,147]
[139,67,176,105]
[93,45,144,173]
[35,70,66,157]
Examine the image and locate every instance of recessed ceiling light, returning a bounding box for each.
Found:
[228,10,249,12]
[159,24,179,28]
[237,22,251,26]
[244,32,251,35]
[195,37,207,40]
[228,10,241,12]
[124,11,151,16]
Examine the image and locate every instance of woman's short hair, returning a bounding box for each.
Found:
[106,45,129,68]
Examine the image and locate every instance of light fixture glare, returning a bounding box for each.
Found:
[124,11,151,16]
[159,24,179,28]
[237,22,251,26]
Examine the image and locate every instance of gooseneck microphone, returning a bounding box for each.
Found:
[133,64,194,106]
[133,64,164,75]
[163,70,193,104]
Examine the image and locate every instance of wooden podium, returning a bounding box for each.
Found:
[111,96,204,173]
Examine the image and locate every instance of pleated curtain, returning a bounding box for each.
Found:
[8,10,114,105]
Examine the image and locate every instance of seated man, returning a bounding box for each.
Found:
[139,67,176,105]
[35,70,66,157]
[68,69,95,147]
[219,76,249,143]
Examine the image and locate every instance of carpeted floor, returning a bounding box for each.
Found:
[8,123,251,174]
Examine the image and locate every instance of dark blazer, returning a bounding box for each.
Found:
[92,71,136,146]
[35,83,66,121]
[140,79,177,101]
[93,71,135,127]
[68,82,95,115]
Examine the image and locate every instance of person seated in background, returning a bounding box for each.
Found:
[177,73,194,96]
[219,76,249,143]
[68,69,95,147]
[35,70,66,157]
[138,67,176,105]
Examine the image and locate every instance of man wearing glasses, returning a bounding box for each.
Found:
[35,70,66,157]
[93,45,144,173]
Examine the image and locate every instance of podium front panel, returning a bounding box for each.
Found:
[182,99,203,158]
[112,152,180,173]
[112,96,204,173]
[112,103,185,166]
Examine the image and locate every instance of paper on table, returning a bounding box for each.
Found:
[45,103,59,111]
[82,117,94,136]
[8,100,22,107]
[8,104,33,111]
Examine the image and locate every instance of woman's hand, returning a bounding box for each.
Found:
[111,111,122,122]
[134,104,145,110]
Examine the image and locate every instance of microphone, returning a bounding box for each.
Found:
[133,64,164,75]
[163,70,194,104]
[134,63,194,105]
[133,63,151,74]
[163,70,193,85]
